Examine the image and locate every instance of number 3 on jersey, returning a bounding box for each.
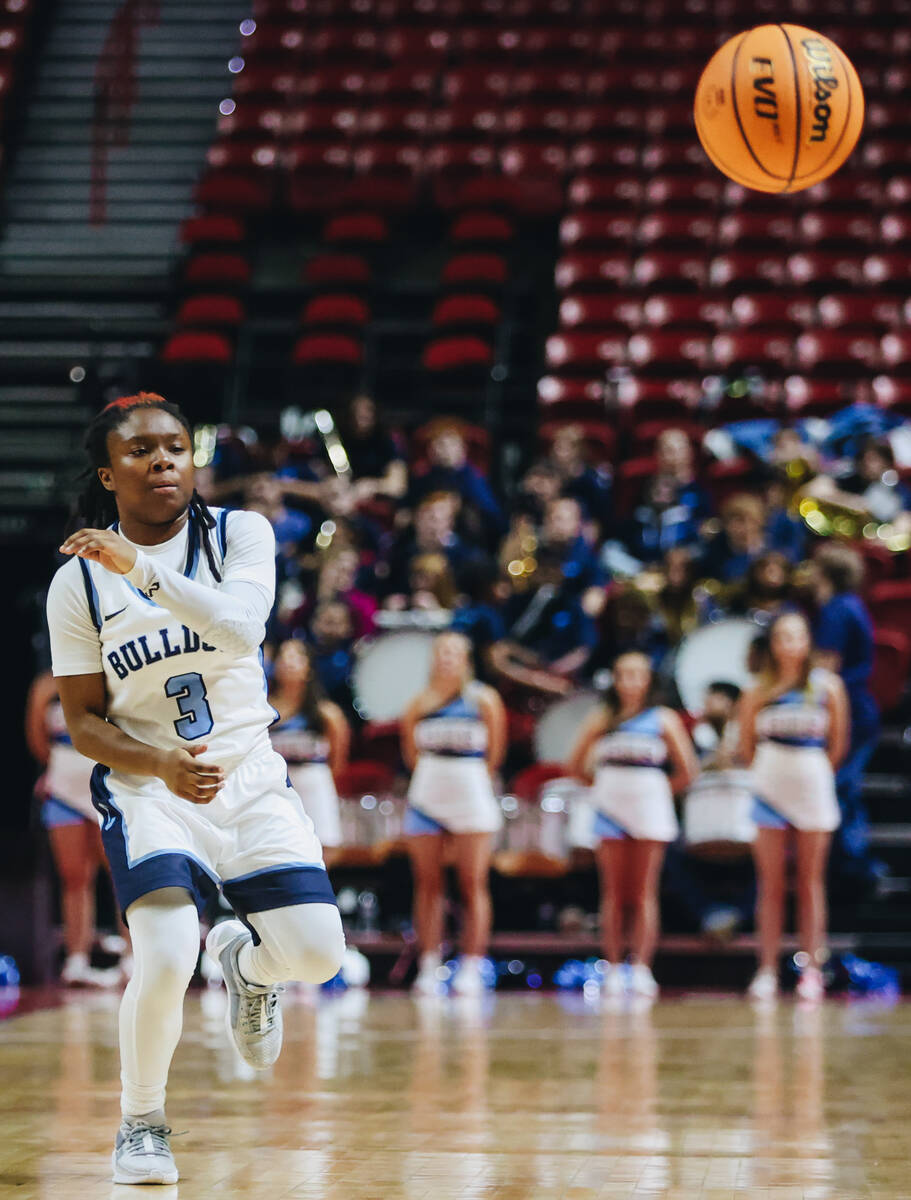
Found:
[165,671,214,740]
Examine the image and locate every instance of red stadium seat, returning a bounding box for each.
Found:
[429,103,500,139]
[161,331,233,364]
[644,101,695,137]
[709,252,787,289]
[729,292,813,329]
[872,377,911,414]
[558,292,642,329]
[511,66,586,98]
[795,329,880,374]
[797,212,877,247]
[383,26,451,59]
[450,211,515,244]
[183,253,251,287]
[573,103,643,137]
[571,140,640,172]
[783,377,858,418]
[870,628,911,714]
[616,375,701,417]
[206,141,279,172]
[645,173,724,207]
[175,295,246,329]
[352,142,422,178]
[323,212,390,245]
[442,252,508,288]
[880,331,911,375]
[298,67,368,101]
[885,175,911,206]
[442,66,514,103]
[554,251,632,291]
[537,375,607,416]
[353,105,427,138]
[301,294,370,329]
[880,211,911,248]
[369,65,437,101]
[193,171,273,214]
[231,66,298,100]
[292,333,363,366]
[863,254,911,288]
[717,212,797,247]
[868,582,911,643]
[178,215,245,247]
[559,211,637,248]
[422,335,494,371]
[569,173,643,207]
[545,330,626,371]
[304,253,371,287]
[312,27,380,59]
[614,455,658,515]
[632,251,708,290]
[217,104,287,140]
[628,329,710,371]
[431,294,501,328]
[641,293,727,328]
[508,762,573,803]
[630,418,703,453]
[711,331,793,374]
[800,174,882,208]
[499,142,568,216]
[637,211,716,246]
[642,141,707,171]
[501,103,573,138]
[863,137,911,170]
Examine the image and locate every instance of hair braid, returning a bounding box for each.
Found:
[68,392,222,581]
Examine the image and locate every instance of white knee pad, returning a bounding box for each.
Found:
[247,903,347,985]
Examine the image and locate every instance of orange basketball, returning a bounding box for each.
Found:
[694,24,864,193]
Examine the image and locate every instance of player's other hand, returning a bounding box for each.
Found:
[159,745,226,804]
[59,528,138,575]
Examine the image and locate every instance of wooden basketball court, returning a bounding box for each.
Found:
[2,990,909,1199]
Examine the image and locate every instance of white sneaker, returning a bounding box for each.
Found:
[112,1113,178,1184]
[747,967,779,1001]
[601,963,626,997]
[796,965,824,1003]
[205,922,283,1070]
[412,952,443,995]
[452,956,484,996]
[60,953,121,989]
[629,963,659,998]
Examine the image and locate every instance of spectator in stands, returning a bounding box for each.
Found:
[381,490,487,597]
[624,428,712,562]
[515,460,563,526]
[408,420,505,545]
[242,474,311,580]
[308,601,357,720]
[384,553,459,614]
[449,560,508,678]
[315,546,378,640]
[725,551,797,625]
[336,392,407,505]
[588,584,669,677]
[537,496,608,616]
[653,547,704,646]
[807,436,911,527]
[808,544,883,891]
[700,493,770,584]
[762,470,808,563]
[544,424,613,534]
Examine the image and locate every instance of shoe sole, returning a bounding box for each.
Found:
[111,1150,178,1185]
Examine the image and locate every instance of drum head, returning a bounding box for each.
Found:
[534,690,602,762]
[351,631,435,721]
[674,619,757,715]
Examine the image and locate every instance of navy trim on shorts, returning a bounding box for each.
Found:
[90,764,218,920]
[222,864,337,926]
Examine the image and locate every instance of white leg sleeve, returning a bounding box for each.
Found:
[238,903,346,986]
[119,890,200,1118]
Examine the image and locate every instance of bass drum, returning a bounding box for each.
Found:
[683,770,757,860]
[534,689,602,763]
[673,618,758,716]
[351,630,435,722]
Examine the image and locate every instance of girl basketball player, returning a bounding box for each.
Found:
[46,394,345,1185]
[269,639,349,867]
[25,670,127,986]
[738,612,848,1002]
[401,631,506,996]
[568,653,698,998]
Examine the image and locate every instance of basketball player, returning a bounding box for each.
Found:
[401,631,506,996]
[25,671,127,985]
[46,394,345,1185]
[269,639,349,866]
[567,652,698,998]
[738,612,848,1002]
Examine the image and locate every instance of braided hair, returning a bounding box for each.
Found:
[68,391,223,581]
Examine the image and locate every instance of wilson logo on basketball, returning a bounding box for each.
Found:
[801,37,840,142]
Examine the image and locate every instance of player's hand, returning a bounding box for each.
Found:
[157,745,226,804]
[59,528,138,575]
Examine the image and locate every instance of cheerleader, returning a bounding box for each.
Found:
[738,612,848,1002]
[401,632,506,996]
[268,640,349,867]
[568,652,698,998]
[25,670,127,985]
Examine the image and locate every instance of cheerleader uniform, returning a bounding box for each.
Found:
[751,669,840,832]
[42,699,97,828]
[269,714,342,849]
[589,707,679,842]
[404,684,502,836]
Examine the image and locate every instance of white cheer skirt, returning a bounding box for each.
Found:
[408,755,502,835]
[45,744,97,820]
[287,763,342,848]
[590,765,679,843]
[751,742,841,833]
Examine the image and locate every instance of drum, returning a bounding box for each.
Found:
[673,618,758,716]
[494,778,573,877]
[683,770,757,860]
[534,689,602,763]
[351,630,435,722]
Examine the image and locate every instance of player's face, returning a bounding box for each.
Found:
[770,614,811,669]
[613,654,652,707]
[99,410,194,526]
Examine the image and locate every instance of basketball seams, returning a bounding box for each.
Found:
[730,31,785,183]
[695,34,777,191]
[791,40,860,186]
[778,24,802,192]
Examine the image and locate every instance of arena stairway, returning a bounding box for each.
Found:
[0,0,247,543]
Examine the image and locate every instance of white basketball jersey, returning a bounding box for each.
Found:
[46,508,277,778]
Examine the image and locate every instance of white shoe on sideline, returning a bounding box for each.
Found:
[747,967,779,1001]
[412,952,443,995]
[452,956,484,996]
[112,1113,178,1185]
[796,965,825,1003]
[60,953,121,989]
[601,963,626,997]
[205,922,283,1070]
[629,963,659,998]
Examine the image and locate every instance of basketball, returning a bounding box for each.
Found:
[693,24,865,193]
